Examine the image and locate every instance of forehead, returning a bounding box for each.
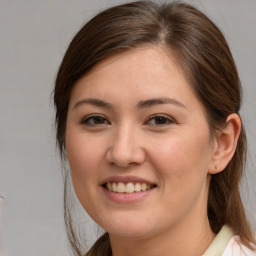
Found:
[84,46,184,84]
[69,46,201,110]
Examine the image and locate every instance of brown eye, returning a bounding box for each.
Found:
[81,115,110,125]
[146,115,174,126]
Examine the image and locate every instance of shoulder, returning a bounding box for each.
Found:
[222,236,256,256]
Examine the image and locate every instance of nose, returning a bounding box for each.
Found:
[105,125,146,168]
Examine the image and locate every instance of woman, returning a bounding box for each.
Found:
[53,1,256,255]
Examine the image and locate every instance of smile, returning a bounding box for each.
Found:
[104,182,156,193]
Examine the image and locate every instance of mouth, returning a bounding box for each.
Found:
[103,182,157,193]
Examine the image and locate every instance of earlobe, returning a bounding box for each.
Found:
[208,113,241,174]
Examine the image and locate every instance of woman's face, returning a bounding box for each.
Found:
[65,47,216,240]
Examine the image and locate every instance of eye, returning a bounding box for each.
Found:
[146,115,174,126]
[81,115,110,126]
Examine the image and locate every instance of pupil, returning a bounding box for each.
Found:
[94,117,104,124]
[155,117,166,124]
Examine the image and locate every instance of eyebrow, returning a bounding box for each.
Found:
[73,98,113,110]
[72,97,187,110]
[137,97,187,109]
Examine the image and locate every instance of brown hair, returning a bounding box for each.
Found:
[53,1,255,255]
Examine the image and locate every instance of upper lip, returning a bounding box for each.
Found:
[100,176,157,186]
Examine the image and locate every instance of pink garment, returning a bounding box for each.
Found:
[222,236,256,256]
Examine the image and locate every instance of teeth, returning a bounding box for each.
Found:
[141,183,147,191]
[106,182,112,191]
[134,182,141,192]
[126,182,134,193]
[106,182,154,193]
[112,182,117,192]
[117,182,126,193]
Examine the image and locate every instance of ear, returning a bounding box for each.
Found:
[208,113,241,174]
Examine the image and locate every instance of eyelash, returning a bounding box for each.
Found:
[145,114,175,126]
[80,114,175,127]
[81,115,110,126]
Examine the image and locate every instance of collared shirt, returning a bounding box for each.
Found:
[203,225,255,256]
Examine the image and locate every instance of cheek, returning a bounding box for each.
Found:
[65,132,106,216]
[150,130,212,187]
[150,132,212,219]
[66,129,100,169]
[65,130,105,194]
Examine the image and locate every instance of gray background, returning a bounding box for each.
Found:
[0,0,255,255]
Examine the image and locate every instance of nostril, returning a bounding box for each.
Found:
[105,140,146,167]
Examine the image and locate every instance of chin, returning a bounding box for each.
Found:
[107,226,153,240]
[99,215,156,240]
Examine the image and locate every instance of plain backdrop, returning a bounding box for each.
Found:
[0,0,255,255]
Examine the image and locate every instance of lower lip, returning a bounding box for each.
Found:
[102,186,155,203]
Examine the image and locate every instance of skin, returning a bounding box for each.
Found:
[65,46,241,256]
